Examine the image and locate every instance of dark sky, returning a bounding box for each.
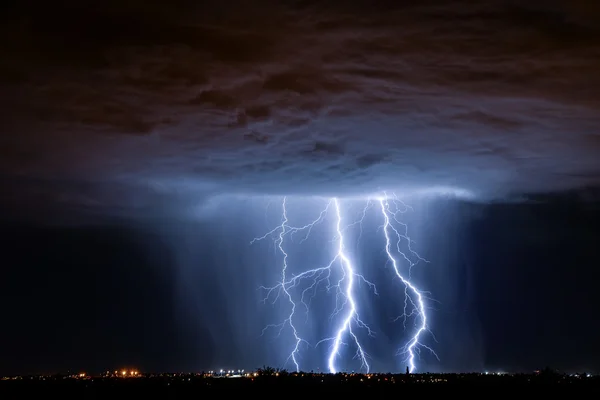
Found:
[1,0,600,375]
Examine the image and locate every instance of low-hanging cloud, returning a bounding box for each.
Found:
[1,0,599,211]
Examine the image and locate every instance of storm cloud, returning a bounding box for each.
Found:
[1,0,600,210]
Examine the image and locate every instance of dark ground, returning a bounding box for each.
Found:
[2,372,600,396]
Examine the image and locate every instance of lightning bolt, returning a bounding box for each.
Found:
[377,196,439,372]
[325,198,371,374]
[251,194,437,373]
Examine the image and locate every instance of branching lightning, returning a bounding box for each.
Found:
[251,194,437,373]
[378,196,439,372]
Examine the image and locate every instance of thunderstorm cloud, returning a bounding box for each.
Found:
[1,0,600,212]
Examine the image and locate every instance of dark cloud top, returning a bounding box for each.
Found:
[1,0,600,208]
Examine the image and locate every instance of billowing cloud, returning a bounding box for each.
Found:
[1,0,599,210]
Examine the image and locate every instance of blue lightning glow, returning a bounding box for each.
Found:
[326,198,370,374]
[378,197,439,372]
[251,194,437,373]
[274,197,304,372]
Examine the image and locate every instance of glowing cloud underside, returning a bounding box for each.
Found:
[251,195,438,373]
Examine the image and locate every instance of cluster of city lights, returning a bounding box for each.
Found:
[208,369,245,375]
[108,369,139,377]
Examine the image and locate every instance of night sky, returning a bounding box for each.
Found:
[1,0,599,375]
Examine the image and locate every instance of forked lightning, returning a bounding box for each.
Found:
[251,194,437,373]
